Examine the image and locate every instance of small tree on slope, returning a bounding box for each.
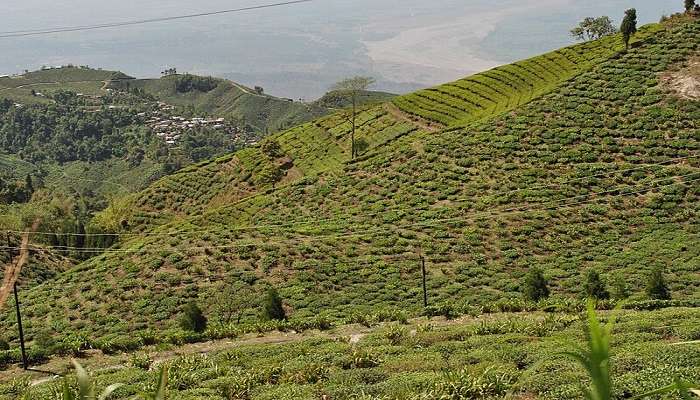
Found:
[522,267,550,301]
[620,8,638,50]
[180,302,208,333]
[686,0,697,13]
[330,76,376,160]
[646,266,671,300]
[583,270,609,300]
[262,287,286,321]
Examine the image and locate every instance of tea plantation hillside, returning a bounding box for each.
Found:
[391,23,664,128]
[0,66,386,135]
[94,24,660,233]
[1,19,699,370]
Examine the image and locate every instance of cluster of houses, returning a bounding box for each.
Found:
[138,102,241,145]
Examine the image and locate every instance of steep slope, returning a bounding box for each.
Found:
[392,23,664,128]
[2,20,699,349]
[97,27,658,234]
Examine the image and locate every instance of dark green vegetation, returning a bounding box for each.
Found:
[0,15,698,399]
[3,307,698,399]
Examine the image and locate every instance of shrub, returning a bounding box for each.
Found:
[522,267,550,301]
[645,266,671,300]
[0,338,8,351]
[436,366,516,398]
[179,302,208,333]
[130,352,153,370]
[583,270,609,300]
[385,325,407,345]
[261,288,286,321]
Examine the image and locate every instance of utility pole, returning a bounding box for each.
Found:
[13,283,28,370]
[420,255,428,307]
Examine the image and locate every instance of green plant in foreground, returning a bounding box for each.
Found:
[564,303,700,400]
[61,360,123,400]
[138,366,168,400]
[561,301,615,400]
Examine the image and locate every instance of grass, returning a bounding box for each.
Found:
[2,306,698,399]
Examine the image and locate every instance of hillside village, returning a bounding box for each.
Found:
[138,102,252,146]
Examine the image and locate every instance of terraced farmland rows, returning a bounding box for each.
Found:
[393,24,665,127]
[6,20,698,352]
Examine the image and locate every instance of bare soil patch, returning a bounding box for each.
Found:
[661,57,700,100]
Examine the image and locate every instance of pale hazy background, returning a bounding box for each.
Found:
[1,0,681,99]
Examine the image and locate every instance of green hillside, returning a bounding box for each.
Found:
[97,23,668,235]
[105,75,331,133]
[392,23,664,128]
[1,17,697,364]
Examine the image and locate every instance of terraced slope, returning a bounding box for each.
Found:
[392,24,665,128]
[2,20,697,352]
[98,28,662,233]
[4,307,699,400]
[96,104,423,231]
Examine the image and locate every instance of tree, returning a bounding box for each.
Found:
[571,16,617,41]
[179,302,208,332]
[610,272,630,300]
[353,138,369,156]
[330,76,375,159]
[261,139,283,159]
[261,287,286,321]
[645,266,671,300]
[255,162,283,188]
[620,8,638,50]
[686,0,696,13]
[583,270,609,300]
[212,283,256,324]
[522,267,550,301]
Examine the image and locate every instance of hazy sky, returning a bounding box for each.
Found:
[1,0,681,99]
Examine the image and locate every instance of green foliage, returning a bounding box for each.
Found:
[621,9,638,49]
[261,140,284,159]
[179,302,208,333]
[436,366,516,399]
[561,302,615,400]
[645,266,671,300]
[174,74,218,93]
[261,288,286,321]
[571,16,618,41]
[685,0,696,13]
[522,267,550,301]
[583,270,610,300]
[60,360,123,400]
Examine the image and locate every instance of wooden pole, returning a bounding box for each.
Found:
[421,255,428,307]
[13,283,27,370]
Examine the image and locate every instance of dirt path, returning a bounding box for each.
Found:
[383,102,443,133]
[0,79,113,93]
[0,324,370,386]
[0,313,502,386]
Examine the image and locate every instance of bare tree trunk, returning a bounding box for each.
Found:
[351,94,356,159]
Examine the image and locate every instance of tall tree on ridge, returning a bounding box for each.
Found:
[620,8,638,50]
[330,76,375,159]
